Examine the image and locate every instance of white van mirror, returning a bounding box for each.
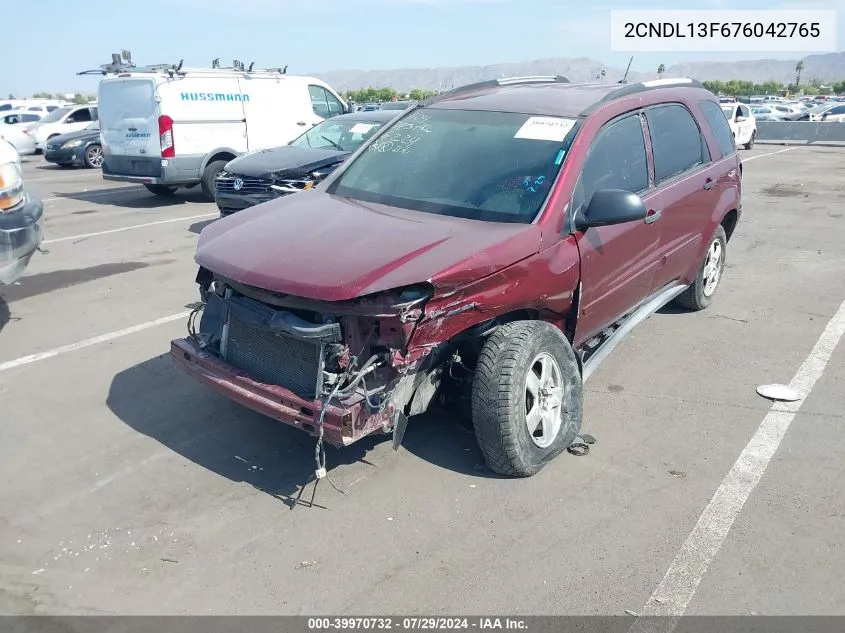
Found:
[736,115,746,122]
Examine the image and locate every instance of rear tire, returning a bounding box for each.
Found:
[674,225,727,311]
[200,160,228,202]
[471,320,583,477]
[144,184,178,197]
[744,131,756,150]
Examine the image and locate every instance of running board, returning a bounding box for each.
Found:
[581,284,688,383]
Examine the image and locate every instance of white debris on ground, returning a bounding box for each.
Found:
[756,383,802,402]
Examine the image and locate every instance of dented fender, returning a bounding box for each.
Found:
[403,237,582,364]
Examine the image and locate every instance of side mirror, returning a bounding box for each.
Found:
[66,118,75,124]
[736,115,747,122]
[574,189,647,231]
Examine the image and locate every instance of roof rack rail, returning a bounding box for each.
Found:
[78,51,289,76]
[424,75,570,105]
[580,77,705,115]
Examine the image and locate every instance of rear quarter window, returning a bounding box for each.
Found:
[645,104,710,183]
[699,100,737,159]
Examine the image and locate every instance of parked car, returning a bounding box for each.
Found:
[0,123,37,156]
[98,66,348,201]
[171,76,742,478]
[813,103,845,122]
[749,104,787,121]
[0,140,44,284]
[43,122,104,168]
[767,102,805,120]
[721,102,757,148]
[23,104,99,152]
[1,112,43,126]
[215,110,397,217]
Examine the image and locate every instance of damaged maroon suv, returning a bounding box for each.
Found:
[171,75,742,477]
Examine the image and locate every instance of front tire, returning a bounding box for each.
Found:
[144,184,178,197]
[471,321,583,477]
[83,144,104,169]
[674,225,727,311]
[200,160,227,202]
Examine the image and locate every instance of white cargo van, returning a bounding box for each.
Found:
[97,66,350,199]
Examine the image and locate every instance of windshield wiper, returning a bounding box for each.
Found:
[321,136,344,151]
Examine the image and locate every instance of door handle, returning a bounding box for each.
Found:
[703,178,715,190]
[644,209,662,224]
[297,121,307,126]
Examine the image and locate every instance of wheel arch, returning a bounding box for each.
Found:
[721,208,739,242]
[200,148,238,172]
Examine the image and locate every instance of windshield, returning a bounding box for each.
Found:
[328,108,578,224]
[289,118,386,152]
[39,106,72,124]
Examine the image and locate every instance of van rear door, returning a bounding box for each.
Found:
[99,78,160,159]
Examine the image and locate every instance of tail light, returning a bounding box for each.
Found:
[158,114,174,158]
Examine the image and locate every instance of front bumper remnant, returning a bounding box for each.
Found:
[170,337,393,446]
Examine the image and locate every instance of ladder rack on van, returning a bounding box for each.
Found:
[78,51,289,77]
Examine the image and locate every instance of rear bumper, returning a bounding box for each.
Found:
[0,195,44,285]
[102,154,203,186]
[170,337,386,447]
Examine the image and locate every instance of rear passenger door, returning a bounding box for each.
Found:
[573,112,663,343]
[644,103,721,292]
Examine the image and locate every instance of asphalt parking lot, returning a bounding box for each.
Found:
[1,147,843,616]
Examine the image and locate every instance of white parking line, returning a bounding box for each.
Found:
[43,187,144,202]
[0,311,192,373]
[42,212,217,244]
[741,147,798,162]
[630,298,845,632]
[24,171,107,182]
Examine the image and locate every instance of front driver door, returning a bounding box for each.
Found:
[572,111,663,346]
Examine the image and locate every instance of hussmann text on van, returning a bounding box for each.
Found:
[179,92,251,102]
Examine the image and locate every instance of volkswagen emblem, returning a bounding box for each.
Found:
[233,178,244,191]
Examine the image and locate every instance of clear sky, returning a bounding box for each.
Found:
[4,0,843,96]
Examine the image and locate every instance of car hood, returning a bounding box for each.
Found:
[195,191,542,302]
[46,129,100,146]
[225,146,349,178]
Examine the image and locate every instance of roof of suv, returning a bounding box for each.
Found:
[425,77,708,119]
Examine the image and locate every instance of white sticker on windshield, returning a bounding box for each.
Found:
[350,123,376,134]
[514,116,576,142]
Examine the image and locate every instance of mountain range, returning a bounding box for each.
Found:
[310,51,845,92]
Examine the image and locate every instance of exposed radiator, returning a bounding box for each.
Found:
[223,308,325,400]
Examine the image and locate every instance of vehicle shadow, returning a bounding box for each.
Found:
[189,218,216,235]
[106,354,502,508]
[0,294,12,334]
[656,303,688,316]
[54,188,209,209]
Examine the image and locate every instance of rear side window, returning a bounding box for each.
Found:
[699,100,736,158]
[646,104,709,183]
[572,113,649,212]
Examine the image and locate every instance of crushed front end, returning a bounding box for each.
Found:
[170,268,435,447]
